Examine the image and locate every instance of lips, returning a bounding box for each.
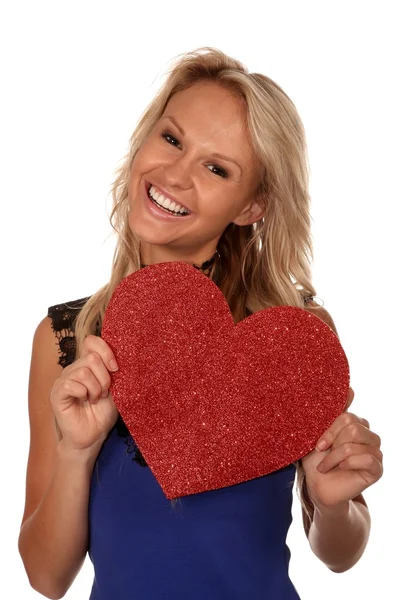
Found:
[145,181,192,214]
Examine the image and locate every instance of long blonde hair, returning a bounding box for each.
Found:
[73,46,321,529]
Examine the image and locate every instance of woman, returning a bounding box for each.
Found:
[18,47,383,599]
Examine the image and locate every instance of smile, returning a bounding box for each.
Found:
[147,184,191,217]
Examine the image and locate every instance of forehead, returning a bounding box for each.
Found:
[163,81,255,163]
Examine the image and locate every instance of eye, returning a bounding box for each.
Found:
[207,165,228,178]
[161,131,228,178]
[161,131,181,148]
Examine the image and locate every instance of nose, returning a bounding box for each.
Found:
[161,153,193,190]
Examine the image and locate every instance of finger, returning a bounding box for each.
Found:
[317,443,383,473]
[82,334,119,372]
[344,386,355,411]
[53,379,90,409]
[315,412,364,451]
[68,361,109,404]
[61,365,104,403]
[54,376,101,411]
[330,422,381,452]
[360,417,370,429]
[337,453,384,480]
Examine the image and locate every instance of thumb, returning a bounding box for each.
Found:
[344,386,355,411]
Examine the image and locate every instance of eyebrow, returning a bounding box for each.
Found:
[162,115,242,174]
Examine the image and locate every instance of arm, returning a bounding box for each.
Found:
[300,461,371,572]
[19,443,99,598]
[301,304,375,572]
[18,317,100,599]
[307,495,370,572]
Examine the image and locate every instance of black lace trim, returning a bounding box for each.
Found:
[47,296,90,368]
[47,293,318,471]
[115,415,148,467]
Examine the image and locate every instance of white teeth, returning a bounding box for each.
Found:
[149,185,190,215]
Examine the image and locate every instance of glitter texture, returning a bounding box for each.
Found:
[101,262,349,499]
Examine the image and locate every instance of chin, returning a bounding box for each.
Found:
[128,220,171,248]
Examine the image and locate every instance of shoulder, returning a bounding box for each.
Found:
[46,296,92,368]
[47,296,92,334]
[303,299,339,337]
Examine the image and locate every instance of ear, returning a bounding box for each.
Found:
[232,197,264,227]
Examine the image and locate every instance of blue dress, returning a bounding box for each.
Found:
[48,298,302,600]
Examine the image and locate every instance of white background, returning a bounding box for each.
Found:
[1,1,398,598]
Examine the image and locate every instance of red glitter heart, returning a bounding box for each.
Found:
[102,262,349,499]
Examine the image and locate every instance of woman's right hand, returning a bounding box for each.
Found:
[50,335,120,454]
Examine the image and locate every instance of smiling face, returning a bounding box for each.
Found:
[127,80,264,266]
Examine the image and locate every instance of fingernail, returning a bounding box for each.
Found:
[102,389,109,399]
[316,439,327,451]
[109,359,118,371]
[317,462,325,472]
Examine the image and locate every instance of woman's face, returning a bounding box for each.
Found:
[128,80,263,265]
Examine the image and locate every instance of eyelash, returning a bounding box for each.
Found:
[161,131,229,178]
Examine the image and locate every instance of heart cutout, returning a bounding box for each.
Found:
[102,262,349,499]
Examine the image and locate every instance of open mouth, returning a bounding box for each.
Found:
[146,183,191,217]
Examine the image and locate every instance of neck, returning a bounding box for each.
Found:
[140,250,220,278]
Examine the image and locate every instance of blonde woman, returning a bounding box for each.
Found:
[18,47,383,599]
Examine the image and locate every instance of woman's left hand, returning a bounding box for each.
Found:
[301,391,383,511]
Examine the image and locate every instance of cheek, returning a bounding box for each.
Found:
[129,148,151,189]
[201,190,238,219]
[132,138,163,175]
[131,145,148,171]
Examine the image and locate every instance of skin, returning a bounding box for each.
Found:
[300,312,383,571]
[305,398,382,512]
[127,80,264,266]
[126,80,384,571]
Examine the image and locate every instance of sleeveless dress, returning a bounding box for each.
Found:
[48,296,303,600]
